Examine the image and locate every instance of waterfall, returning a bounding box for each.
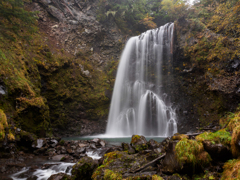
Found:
[106,23,177,137]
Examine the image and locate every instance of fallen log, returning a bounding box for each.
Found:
[185,133,202,137]
[130,153,166,173]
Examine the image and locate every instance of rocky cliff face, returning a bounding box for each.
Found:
[29,0,240,136]
[1,0,237,138]
[27,0,129,137]
[170,18,240,133]
[30,0,124,65]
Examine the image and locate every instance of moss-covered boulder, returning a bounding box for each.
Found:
[174,138,211,174]
[130,135,148,152]
[196,129,232,146]
[15,129,37,152]
[92,151,158,180]
[15,97,50,136]
[71,156,98,180]
[171,133,189,141]
[125,174,163,180]
[103,169,123,180]
[196,129,232,161]
[222,159,240,180]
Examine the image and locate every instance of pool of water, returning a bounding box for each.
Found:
[62,135,166,146]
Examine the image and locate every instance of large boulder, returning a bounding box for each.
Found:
[202,140,232,161]
[71,156,98,180]
[92,151,154,180]
[162,139,212,175]
[130,135,148,152]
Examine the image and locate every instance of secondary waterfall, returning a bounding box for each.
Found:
[106,23,177,137]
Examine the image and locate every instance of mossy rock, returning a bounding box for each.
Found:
[103,169,122,180]
[0,109,8,141]
[172,133,189,141]
[92,151,152,180]
[72,156,98,180]
[130,135,148,152]
[15,129,37,151]
[175,138,211,173]
[151,175,163,180]
[124,174,163,180]
[222,159,240,180]
[15,97,50,136]
[196,129,232,146]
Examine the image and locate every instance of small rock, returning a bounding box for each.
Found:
[79,143,88,148]
[66,149,73,154]
[52,155,65,161]
[76,147,86,154]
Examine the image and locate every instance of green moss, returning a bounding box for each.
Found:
[92,151,151,179]
[60,157,66,161]
[0,109,8,141]
[172,133,189,140]
[222,159,240,180]
[130,135,148,152]
[175,138,211,169]
[196,129,232,146]
[103,169,122,180]
[131,135,141,144]
[134,144,148,152]
[59,139,65,146]
[152,175,163,180]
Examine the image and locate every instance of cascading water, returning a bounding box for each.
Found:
[106,23,177,137]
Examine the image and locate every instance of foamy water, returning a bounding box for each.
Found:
[11,151,101,180]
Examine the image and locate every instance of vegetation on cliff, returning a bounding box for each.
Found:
[0,0,117,137]
[96,0,189,34]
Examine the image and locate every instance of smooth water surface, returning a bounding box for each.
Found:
[62,135,166,146]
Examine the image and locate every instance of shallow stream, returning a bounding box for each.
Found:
[9,136,165,180]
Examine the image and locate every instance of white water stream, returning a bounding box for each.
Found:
[106,23,177,137]
[10,151,101,180]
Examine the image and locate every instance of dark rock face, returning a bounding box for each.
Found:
[202,141,232,162]
[29,0,123,63]
[25,0,126,137]
[169,19,240,134]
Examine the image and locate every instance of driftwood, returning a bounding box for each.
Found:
[130,153,166,173]
[185,133,202,137]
